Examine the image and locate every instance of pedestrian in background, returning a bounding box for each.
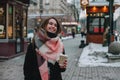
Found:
[72,29,75,38]
[114,30,119,41]
[80,27,85,38]
[23,17,67,80]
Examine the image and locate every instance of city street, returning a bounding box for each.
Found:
[1,0,120,80]
[0,35,120,80]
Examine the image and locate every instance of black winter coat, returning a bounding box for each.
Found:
[23,43,66,80]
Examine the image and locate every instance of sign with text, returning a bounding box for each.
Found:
[80,0,89,6]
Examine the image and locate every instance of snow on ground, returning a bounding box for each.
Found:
[78,42,120,67]
[61,36,72,40]
[61,34,120,67]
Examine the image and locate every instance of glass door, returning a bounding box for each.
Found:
[15,6,23,53]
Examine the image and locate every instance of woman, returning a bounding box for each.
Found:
[23,17,67,80]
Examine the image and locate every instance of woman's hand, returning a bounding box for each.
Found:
[59,59,67,68]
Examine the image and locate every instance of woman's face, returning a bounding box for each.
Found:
[46,19,57,33]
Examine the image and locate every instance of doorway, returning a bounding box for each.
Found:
[15,11,23,53]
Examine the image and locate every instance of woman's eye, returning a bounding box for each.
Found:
[48,22,53,25]
[48,22,57,27]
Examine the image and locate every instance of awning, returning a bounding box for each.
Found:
[16,0,30,4]
[28,13,66,18]
[0,0,30,5]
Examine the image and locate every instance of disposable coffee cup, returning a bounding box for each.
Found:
[58,54,68,66]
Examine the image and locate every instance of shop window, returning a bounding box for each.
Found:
[94,27,99,33]
[89,18,99,33]
[0,4,6,39]
[8,5,13,39]
[100,18,105,32]
[23,10,27,37]
[88,17,105,33]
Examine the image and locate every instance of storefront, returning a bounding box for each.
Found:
[0,0,29,58]
[61,22,78,36]
[85,1,115,44]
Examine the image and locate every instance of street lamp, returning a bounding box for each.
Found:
[107,0,114,46]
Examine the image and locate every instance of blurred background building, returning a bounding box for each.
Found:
[27,0,120,38]
[0,0,120,58]
[27,0,80,36]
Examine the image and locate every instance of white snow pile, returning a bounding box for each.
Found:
[78,43,120,67]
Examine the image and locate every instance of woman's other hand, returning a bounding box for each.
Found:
[59,59,67,68]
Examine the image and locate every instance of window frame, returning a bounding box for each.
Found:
[87,16,105,34]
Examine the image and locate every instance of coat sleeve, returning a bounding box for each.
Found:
[23,43,41,80]
[23,43,34,79]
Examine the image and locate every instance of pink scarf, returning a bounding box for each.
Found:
[35,30,64,80]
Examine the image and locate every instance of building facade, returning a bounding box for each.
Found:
[27,0,76,34]
[0,0,29,58]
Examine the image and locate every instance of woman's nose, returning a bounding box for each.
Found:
[52,26,55,29]
[51,24,56,29]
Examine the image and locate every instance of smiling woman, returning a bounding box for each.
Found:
[24,17,67,80]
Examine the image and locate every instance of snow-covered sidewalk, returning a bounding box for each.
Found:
[59,34,120,67]
[78,42,120,67]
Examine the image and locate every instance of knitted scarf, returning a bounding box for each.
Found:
[35,30,64,80]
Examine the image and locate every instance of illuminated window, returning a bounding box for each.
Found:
[88,17,105,33]
[0,4,6,39]
[8,4,13,39]
[23,10,27,37]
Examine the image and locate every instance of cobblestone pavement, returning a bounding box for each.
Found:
[0,35,120,80]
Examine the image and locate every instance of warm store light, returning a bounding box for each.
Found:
[90,14,92,16]
[92,6,97,12]
[102,6,108,12]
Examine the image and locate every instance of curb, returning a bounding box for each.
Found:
[0,52,25,61]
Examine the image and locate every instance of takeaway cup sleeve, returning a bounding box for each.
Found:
[58,54,68,66]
